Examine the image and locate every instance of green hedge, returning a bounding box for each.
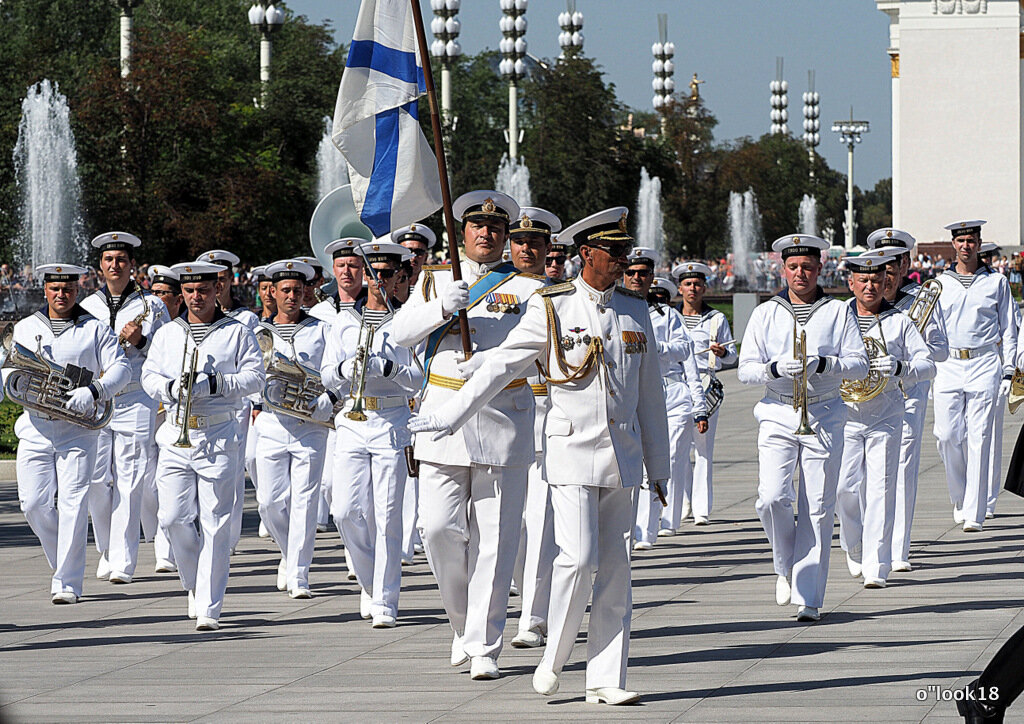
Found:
[0,400,19,458]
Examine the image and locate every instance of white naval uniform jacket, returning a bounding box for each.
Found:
[934,267,1016,388]
[737,288,869,400]
[679,304,738,376]
[893,283,949,363]
[425,276,671,488]
[5,306,131,444]
[649,302,706,419]
[255,314,330,437]
[391,260,546,467]
[140,311,264,448]
[79,285,170,430]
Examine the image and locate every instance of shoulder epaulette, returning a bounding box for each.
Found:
[518,272,546,281]
[537,281,576,297]
[615,285,645,299]
[422,264,451,271]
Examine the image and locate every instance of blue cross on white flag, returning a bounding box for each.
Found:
[332,0,443,237]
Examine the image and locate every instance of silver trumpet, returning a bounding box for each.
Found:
[257,328,334,428]
[1,327,113,429]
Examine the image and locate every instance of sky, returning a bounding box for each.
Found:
[288,0,893,187]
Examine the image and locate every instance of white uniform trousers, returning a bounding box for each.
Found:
[689,407,720,518]
[230,405,253,548]
[540,484,634,690]
[754,397,846,609]
[255,415,327,591]
[333,411,407,617]
[892,382,929,564]
[633,482,660,545]
[836,395,902,582]
[18,434,96,596]
[88,417,153,577]
[317,429,334,528]
[140,433,174,566]
[402,475,421,560]
[514,454,556,635]
[988,388,1007,516]
[156,428,240,620]
[661,408,695,531]
[418,461,528,659]
[933,363,998,527]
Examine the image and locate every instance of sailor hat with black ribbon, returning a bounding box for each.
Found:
[195,249,240,268]
[356,240,411,265]
[293,255,323,271]
[511,207,562,237]
[266,259,315,283]
[91,231,142,253]
[671,261,713,281]
[391,222,438,249]
[866,227,916,250]
[148,264,181,288]
[944,219,987,238]
[36,263,88,283]
[980,241,1000,256]
[171,261,225,283]
[562,207,632,248]
[453,190,520,225]
[651,277,677,297]
[324,238,364,259]
[771,233,829,259]
[626,246,658,267]
[846,248,902,274]
[250,265,269,283]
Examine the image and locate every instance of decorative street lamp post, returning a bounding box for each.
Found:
[113,0,144,78]
[770,57,788,136]
[430,0,462,125]
[499,0,527,158]
[651,14,675,133]
[831,111,870,250]
[558,1,584,59]
[803,70,821,181]
[247,2,286,106]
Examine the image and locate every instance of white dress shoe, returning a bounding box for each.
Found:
[656,528,675,537]
[963,521,983,533]
[413,543,424,554]
[195,616,219,631]
[532,666,559,695]
[796,606,820,622]
[891,560,913,572]
[96,551,111,580]
[155,559,177,573]
[258,521,270,538]
[863,577,886,589]
[511,629,545,648]
[693,515,709,526]
[509,581,519,596]
[51,592,78,605]
[188,590,197,619]
[289,587,312,599]
[985,511,995,520]
[276,559,287,592]
[953,506,965,524]
[470,656,499,680]
[846,554,862,578]
[372,614,396,629]
[109,572,132,585]
[632,540,653,551]
[775,575,791,606]
[401,556,414,566]
[359,589,372,620]
[316,523,328,533]
[450,635,468,666]
[585,687,640,705]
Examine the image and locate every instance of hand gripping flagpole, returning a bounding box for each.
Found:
[409,0,472,358]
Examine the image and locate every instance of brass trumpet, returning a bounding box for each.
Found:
[173,341,199,448]
[118,291,149,351]
[345,323,376,422]
[792,320,814,436]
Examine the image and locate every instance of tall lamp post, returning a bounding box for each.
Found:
[430,0,462,125]
[802,70,820,181]
[113,0,144,78]
[499,0,527,158]
[247,2,286,106]
[558,1,584,59]
[769,57,788,136]
[831,111,869,250]
[651,14,675,133]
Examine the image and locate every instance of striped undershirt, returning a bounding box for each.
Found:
[362,309,392,327]
[188,322,212,345]
[857,315,876,335]
[49,318,71,336]
[273,323,297,342]
[682,315,700,330]
[949,271,975,288]
[792,303,813,325]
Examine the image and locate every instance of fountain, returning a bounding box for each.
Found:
[636,167,665,267]
[798,194,818,237]
[316,115,349,201]
[495,154,532,207]
[13,80,86,273]
[728,188,763,289]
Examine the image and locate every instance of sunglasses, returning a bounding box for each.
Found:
[408,248,428,257]
[623,268,652,277]
[546,256,567,264]
[590,243,632,259]
[371,268,398,280]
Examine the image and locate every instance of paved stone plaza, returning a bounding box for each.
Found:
[1,370,1022,722]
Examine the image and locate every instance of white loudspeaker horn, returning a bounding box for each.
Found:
[309,185,373,271]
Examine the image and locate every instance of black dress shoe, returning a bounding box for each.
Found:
[956,680,1005,723]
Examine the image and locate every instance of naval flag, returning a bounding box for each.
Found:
[332,0,443,237]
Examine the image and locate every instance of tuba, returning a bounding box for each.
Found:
[1,326,113,429]
[309,184,373,271]
[840,314,889,404]
[256,328,334,428]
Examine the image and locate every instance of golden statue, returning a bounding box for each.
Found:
[689,73,704,100]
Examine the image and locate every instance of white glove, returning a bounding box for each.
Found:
[1000,378,1012,397]
[456,351,486,380]
[190,373,213,400]
[310,392,335,422]
[778,357,803,380]
[340,357,359,380]
[868,355,896,377]
[408,413,453,441]
[65,386,95,414]
[440,280,470,316]
[363,354,389,378]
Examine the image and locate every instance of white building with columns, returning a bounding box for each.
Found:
[876,0,1023,245]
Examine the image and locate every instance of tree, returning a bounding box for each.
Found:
[857,177,893,242]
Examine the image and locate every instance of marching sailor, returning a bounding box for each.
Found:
[248,264,273,540]
[253,265,276,321]
[253,260,332,599]
[931,220,1016,532]
[292,256,326,310]
[871,228,948,571]
[140,264,182,573]
[623,249,705,549]
[140,261,263,630]
[321,241,421,627]
[672,260,737,527]
[506,206,559,648]
[393,222,437,288]
[737,234,868,622]
[409,207,670,705]
[391,191,545,679]
[834,249,934,589]
[6,263,130,603]
[80,232,170,585]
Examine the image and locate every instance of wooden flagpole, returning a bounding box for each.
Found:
[409,0,471,357]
